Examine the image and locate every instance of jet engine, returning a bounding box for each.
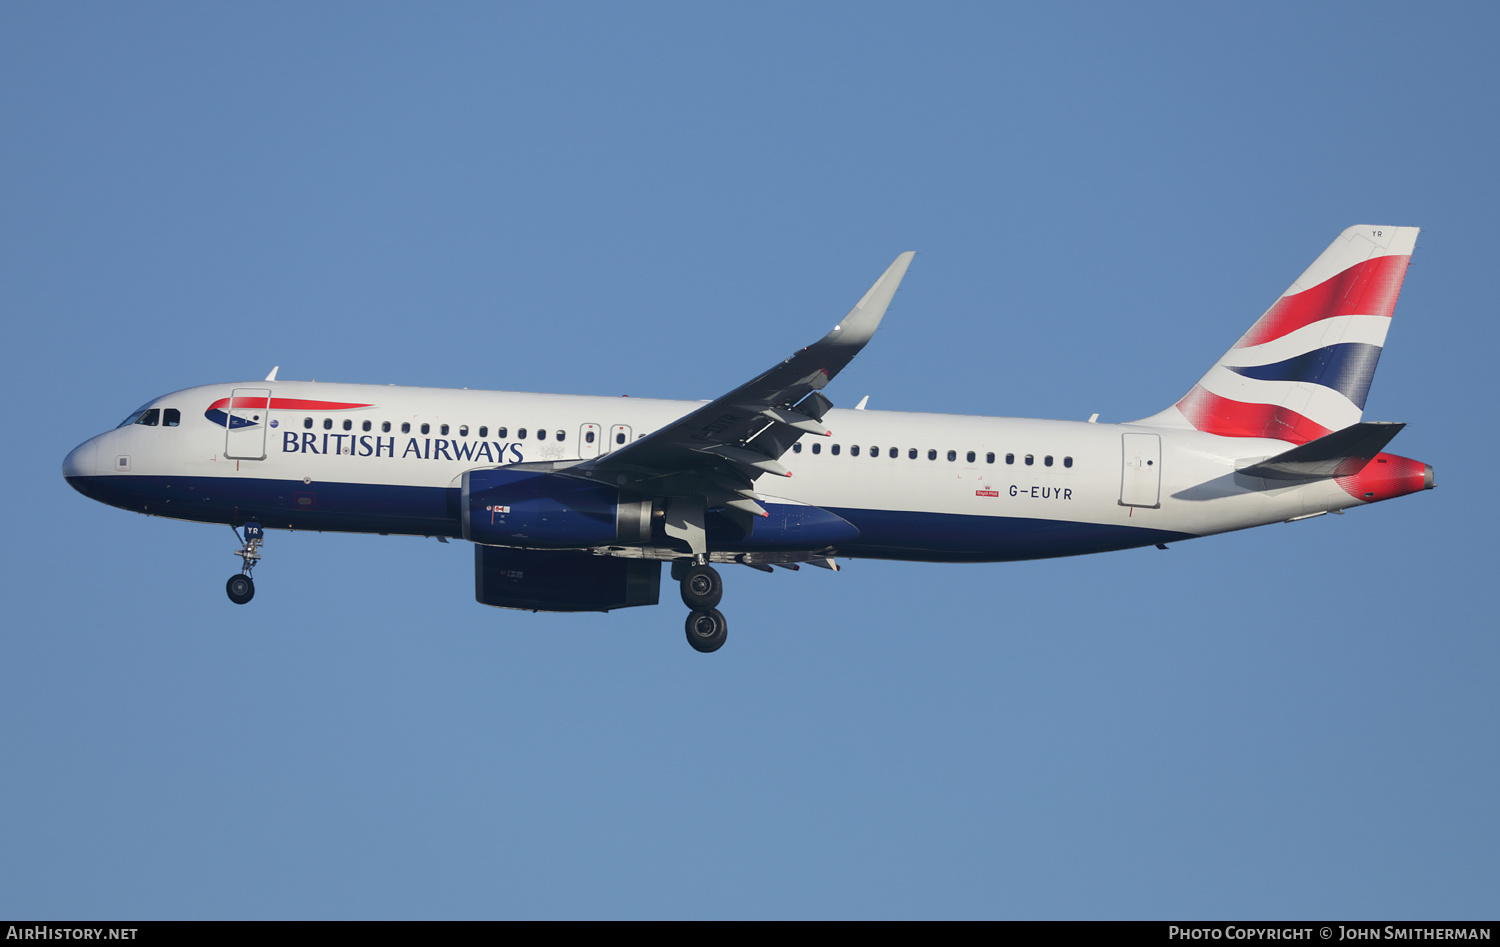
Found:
[461,467,653,549]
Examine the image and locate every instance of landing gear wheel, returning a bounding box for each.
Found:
[685,608,728,653]
[226,574,255,605]
[680,564,723,609]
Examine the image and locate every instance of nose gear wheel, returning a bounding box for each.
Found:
[226,523,263,605]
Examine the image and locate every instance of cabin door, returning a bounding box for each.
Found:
[1120,433,1161,508]
[224,388,272,461]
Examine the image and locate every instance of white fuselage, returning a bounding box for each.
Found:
[63,379,1370,563]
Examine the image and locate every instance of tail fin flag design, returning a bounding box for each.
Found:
[1142,226,1419,444]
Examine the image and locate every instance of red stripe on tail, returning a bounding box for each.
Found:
[1175,385,1333,444]
[1235,254,1410,349]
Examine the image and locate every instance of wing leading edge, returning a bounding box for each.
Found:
[565,252,915,545]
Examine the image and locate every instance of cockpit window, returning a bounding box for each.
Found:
[163,408,181,427]
[135,408,160,427]
[117,402,154,428]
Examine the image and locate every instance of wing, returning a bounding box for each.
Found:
[566,252,915,523]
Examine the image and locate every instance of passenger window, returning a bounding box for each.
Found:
[1006,453,1015,465]
[812,443,822,455]
[1044,455,1054,467]
[909,448,917,459]
[538,429,547,441]
[586,431,595,444]
[343,419,352,431]
[1025,454,1034,465]
[163,408,181,427]
[459,425,468,437]
[831,444,841,455]
[382,421,391,433]
[304,417,313,429]
[362,420,371,432]
[421,423,430,435]
[966,451,975,463]
[440,424,449,436]
[615,432,625,444]
[556,430,565,442]
[135,408,160,426]
[947,450,957,462]
[518,428,527,439]
[869,446,878,457]
[1064,456,1073,468]
[792,442,801,453]
[986,452,995,464]
[497,427,508,438]
[323,418,333,430]
[927,449,937,460]
[401,422,411,434]
[889,447,898,458]
[479,426,488,438]
[851,445,860,457]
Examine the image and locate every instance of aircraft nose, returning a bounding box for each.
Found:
[62,437,99,481]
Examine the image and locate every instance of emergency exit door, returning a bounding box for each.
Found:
[579,423,602,458]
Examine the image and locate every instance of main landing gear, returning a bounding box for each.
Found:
[675,559,727,653]
[226,522,263,605]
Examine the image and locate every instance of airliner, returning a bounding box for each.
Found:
[63,226,1433,652]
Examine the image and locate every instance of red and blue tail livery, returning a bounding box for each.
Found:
[65,229,1433,653]
[1151,226,1417,445]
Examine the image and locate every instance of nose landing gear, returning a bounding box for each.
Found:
[226,523,263,605]
[226,573,254,605]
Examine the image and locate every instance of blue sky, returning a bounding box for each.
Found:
[3,2,1496,919]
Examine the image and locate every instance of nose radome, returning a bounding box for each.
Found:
[62,438,99,480]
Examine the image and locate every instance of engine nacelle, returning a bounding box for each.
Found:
[475,545,660,612]
[461,467,653,549]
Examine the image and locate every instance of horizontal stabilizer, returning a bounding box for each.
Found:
[1239,421,1405,481]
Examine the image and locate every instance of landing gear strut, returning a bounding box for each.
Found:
[675,559,727,652]
[227,522,263,605]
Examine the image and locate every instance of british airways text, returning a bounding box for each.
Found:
[281,432,525,464]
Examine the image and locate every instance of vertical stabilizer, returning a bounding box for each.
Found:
[1139,225,1418,443]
